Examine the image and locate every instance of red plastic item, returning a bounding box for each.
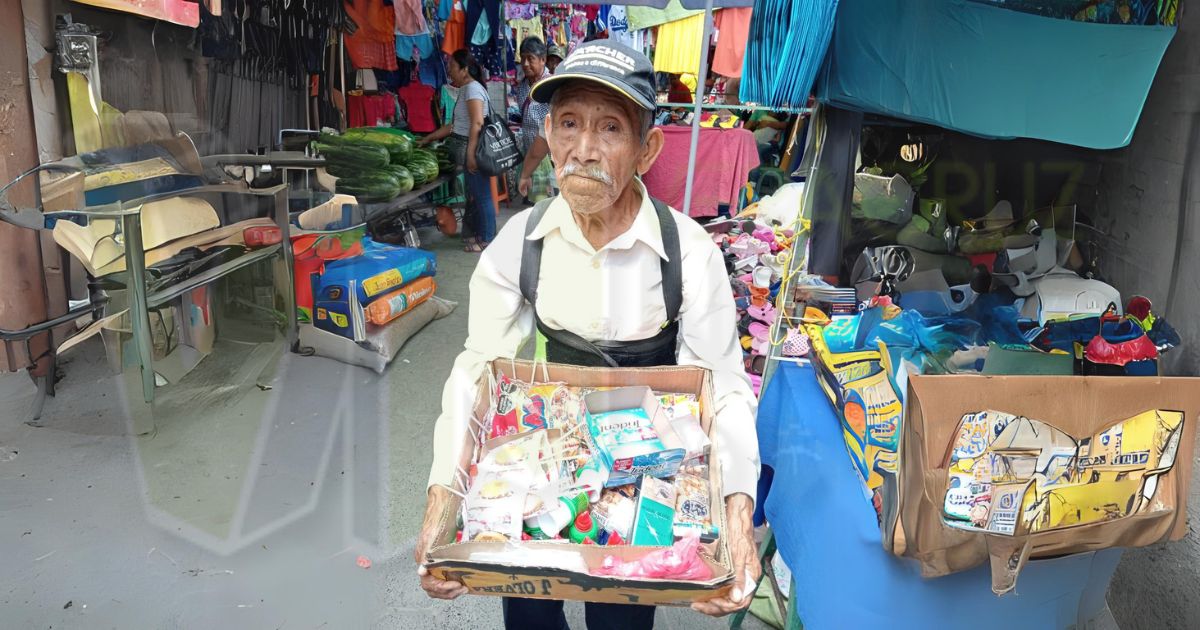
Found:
[606,531,625,546]
[1085,334,1158,366]
[574,511,594,531]
[593,535,713,581]
[244,225,281,248]
[1126,296,1153,321]
[356,555,372,569]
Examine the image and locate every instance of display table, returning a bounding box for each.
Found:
[642,126,759,218]
[755,361,1122,630]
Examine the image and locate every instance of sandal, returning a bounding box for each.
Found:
[464,241,485,253]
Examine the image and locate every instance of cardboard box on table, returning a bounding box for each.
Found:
[890,375,1200,593]
[426,360,734,606]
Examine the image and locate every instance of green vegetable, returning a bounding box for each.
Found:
[381,164,415,193]
[342,128,414,161]
[335,171,402,203]
[311,141,390,169]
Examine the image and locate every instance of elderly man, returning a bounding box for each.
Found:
[416,41,761,630]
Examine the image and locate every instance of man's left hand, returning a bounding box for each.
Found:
[692,493,760,617]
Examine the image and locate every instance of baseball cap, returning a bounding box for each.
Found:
[547,45,567,60]
[531,40,656,111]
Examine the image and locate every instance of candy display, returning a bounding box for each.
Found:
[453,370,720,568]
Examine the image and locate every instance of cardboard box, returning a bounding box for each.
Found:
[584,387,687,487]
[426,361,734,606]
[890,374,1200,594]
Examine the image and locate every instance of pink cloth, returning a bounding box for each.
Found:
[643,126,760,218]
[712,8,752,78]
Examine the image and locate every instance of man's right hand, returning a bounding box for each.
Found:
[518,174,533,198]
[416,485,468,600]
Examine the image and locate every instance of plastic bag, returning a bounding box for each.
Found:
[593,535,713,581]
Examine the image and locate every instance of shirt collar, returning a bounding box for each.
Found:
[525,179,669,261]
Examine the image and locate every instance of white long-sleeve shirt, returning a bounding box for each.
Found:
[428,181,760,501]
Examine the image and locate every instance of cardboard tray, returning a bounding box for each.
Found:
[892,374,1200,591]
[426,360,734,606]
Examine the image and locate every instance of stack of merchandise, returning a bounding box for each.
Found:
[707,194,806,395]
[311,128,443,202]
[451,374,719,580]
[293,196,453,372]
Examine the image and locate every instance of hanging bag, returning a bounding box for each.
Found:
[473,96,523,176]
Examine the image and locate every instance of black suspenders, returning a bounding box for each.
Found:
[519,196,684,367]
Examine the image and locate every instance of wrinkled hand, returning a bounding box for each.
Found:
[416,486,467,600]
[692,493,759,617]
[518,174,533,198]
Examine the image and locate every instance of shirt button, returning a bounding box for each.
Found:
[591,259,601,269]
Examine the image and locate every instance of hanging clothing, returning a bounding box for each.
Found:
[441,0,467,55]
[344,0,399,71]
[440,84,460,125]
[653,13,706,74]
[467,0,502,55]
[712,8,752,79]
[510,17,543,52]
[393,0,429,36]
[627,0,702,31]
[396,33,436,61]
[505,0,538,20]
[419,54,448,90]
[605,5,634,47]
[399,82,439,133]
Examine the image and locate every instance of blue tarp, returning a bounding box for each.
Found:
[756,362,1122,629]
[815,0,1176,149]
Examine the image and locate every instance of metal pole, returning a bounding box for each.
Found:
[122,210,157,405]
[681,0,716,216]
[339,32,347,131]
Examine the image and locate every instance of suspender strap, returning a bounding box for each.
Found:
[518,195,684,366]
[651,197,683,325]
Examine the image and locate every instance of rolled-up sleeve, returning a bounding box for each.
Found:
[676,232,760,503]
[427,215,533,490]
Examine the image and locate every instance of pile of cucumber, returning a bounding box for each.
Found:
[312,128,445,203]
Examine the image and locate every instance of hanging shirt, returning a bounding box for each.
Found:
[393,0,429,36]
[605,5,636,48]
[654,13,706,74]
[510,17,543,53]
[427,179,760,501]
[627,0,702,31]
[712,8,752,79]
[441,0,467,56]
[400,82,439,134]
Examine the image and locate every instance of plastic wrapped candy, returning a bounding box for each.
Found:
[593,534,714,581]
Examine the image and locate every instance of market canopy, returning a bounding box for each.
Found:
[815,0,1176,149]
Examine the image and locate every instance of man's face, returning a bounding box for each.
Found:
[545,84,664,215]
[521,54,546,83]
[546,56,561,72]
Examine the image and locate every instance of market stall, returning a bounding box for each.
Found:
[742,1,1197,627]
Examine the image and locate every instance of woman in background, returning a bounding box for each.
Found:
[420,50,495,252]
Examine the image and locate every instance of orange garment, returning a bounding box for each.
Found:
[344,0,399,71]
[712,8,752,78]
[441,0,467,55]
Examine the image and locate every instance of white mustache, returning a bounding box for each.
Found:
[560,163,613,185]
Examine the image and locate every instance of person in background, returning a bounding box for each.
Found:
[513,38,556,203]
[747,109,790,166]
[546,44,566,73]
[417,40,761,630]
[419,49,496,253]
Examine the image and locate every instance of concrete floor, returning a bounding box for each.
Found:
[0,212,770,630]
